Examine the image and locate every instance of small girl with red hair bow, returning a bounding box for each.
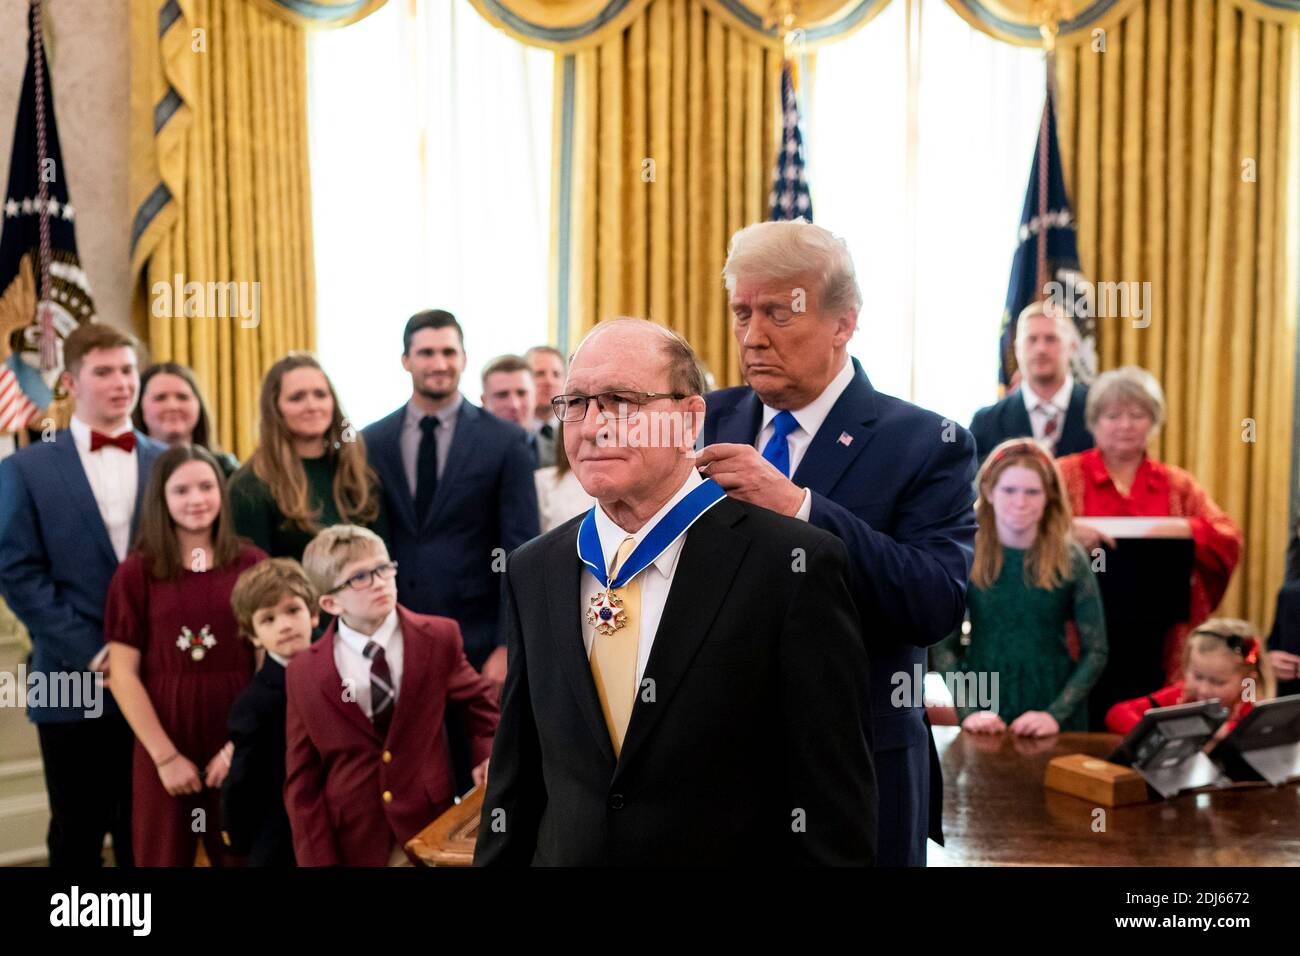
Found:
[1105,618,1277,738]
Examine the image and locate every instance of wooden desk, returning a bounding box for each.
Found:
[406,788,482,866]
[933,725,1300,866]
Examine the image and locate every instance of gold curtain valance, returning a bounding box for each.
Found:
[946,0,1300,47]
[249,0,389,28]
[469,0,892,50]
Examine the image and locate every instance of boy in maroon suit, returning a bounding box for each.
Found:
[287,525,498,865]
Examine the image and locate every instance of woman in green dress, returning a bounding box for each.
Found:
[229,353,388,561]
[931,438,1107,735]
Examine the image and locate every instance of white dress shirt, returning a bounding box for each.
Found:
[333,608,403,718]
[1020,373,1073,450]
[753,357,856,522]
[69,415,138,562]
[535,465,596,532]
[579,468,703,687]
[399,397,460,497]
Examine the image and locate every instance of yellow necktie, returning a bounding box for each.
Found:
[590,536,641,756]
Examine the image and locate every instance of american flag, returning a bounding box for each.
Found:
[997,84,1096,389]
[769,60,813,222]
[0,1,94,440]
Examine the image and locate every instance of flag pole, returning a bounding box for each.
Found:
[29,0,55,373]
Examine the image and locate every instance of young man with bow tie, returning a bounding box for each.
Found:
[0,322,165,866]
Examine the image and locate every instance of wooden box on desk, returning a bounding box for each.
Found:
[1044,753,1149,806]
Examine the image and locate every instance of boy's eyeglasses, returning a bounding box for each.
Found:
[327,561,398,594]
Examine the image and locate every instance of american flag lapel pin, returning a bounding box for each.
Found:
[837,431,853,447]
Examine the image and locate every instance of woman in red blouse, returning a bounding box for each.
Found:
[1057,366,1242,683]
[1105,618,1276,736]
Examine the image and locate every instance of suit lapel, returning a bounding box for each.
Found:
[614,500,749,780]
[545,524,617,767]
[423,399,477,532]
[52,432,117,567]
[386,607,429,744]
[1005,391,1033,436]
[1061,383,1088,448]
[789,360,878,496]
[374,408,418,534]
[129,433,158,546]
[710,390,763,446]
[312,627,380,742]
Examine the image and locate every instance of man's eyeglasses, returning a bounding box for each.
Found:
[550,391,687,423]
[327,561,398,594]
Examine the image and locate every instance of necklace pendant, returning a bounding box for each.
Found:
[586,589,627,636]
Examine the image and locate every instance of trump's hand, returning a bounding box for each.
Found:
[472,759,489,789]
[695,443,805,517]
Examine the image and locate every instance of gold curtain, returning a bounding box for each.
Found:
[470,0,890,50]
[551,0,786,385]
[131,0,316,460]
[1054,0,1300,627]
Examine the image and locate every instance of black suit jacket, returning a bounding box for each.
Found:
[1270,580,1300,699]
[221,658,295,867]
[362,399,540,666]
[968,382,1092,463]
[474,496,876,865]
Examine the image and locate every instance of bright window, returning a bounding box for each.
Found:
[808,0,1047,426]
[308,0,554,429]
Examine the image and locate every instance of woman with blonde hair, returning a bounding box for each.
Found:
[1106,617,1275,737]
[229,353,388,559]
[931,438,1107,735]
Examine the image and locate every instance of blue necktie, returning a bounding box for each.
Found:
[761,410,799,477]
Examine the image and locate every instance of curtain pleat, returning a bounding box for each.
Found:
[554,0,781,385]
[132,0,315,459]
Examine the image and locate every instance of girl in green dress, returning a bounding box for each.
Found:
[932,438,1107,736]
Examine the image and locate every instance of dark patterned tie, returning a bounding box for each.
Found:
[415,415,439,523]
[363,640,395,738]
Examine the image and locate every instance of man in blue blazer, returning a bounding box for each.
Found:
[697,221,976,866]
[0,323,164,866]
[969,300,1093,464]
[362,310,540,695]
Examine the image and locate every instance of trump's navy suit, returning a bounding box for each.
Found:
[703,358,977,866]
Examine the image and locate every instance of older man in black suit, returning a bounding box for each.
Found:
[475,318,874,866]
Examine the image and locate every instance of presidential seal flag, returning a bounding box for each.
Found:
[997,84,1097,390]
[0,0,96,439]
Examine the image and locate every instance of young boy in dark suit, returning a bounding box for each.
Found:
[286,525,498,866]
[221,558,319,866]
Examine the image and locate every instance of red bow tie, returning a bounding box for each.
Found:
[90,430,136,453]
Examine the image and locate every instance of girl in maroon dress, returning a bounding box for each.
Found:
[107,444,266,866]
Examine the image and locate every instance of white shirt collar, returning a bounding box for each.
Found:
[70,415,135,450]
[335,608,400,657]
[593,468,702,581]
[759,356,855,438]
[267,650,290,668]
[1020,373,1074,415]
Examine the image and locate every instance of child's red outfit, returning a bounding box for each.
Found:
[105,542,266,866]
[1105,680,1254,735]
[284,603,498,866]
